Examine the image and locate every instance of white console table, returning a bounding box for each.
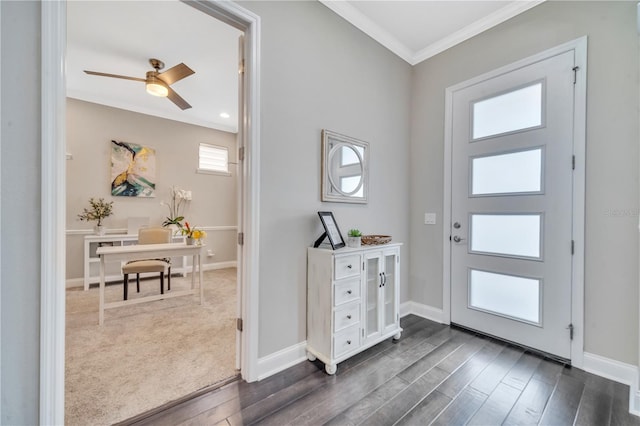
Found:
[83,233,187,291]
[96,243,205,325]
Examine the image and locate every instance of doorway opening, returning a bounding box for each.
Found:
[40,1,261,424]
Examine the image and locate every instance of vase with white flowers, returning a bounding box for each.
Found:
[161,186,191,231]
[78,197,114,235]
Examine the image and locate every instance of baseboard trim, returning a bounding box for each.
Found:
[66,261,238,288]
[400,301,445,324]
[202,261,237,271]
[583,352,639,415]
[256,341,308,381]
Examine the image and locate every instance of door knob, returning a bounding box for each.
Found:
[453,235,466,243]
[453,222,461,229]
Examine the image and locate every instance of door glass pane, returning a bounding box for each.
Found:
[471,214,541,258]
[472,148,542,195]
[472,82,542,140]
[469,269,541,324]
[366,257,379,337]
[384,254,396,328]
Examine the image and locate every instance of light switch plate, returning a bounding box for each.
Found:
[424,213,436,225]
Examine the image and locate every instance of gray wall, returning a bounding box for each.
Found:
[1,2,41,424]
[240,1,412,357]
[65,99,238,280]
[409,1,639,364]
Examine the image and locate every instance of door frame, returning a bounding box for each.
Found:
[40,1,261,424]
[442,37,587,368]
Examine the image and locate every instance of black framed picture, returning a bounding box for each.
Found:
[317,211,345,249]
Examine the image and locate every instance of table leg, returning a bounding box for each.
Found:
[191,254,196,290]
[99,256,105,325]
[199,253,204,305]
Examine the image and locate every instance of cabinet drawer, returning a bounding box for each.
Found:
[334,302,360,332]
[335,255,360,280]
[334,278,360,306]
[333,325,360,358]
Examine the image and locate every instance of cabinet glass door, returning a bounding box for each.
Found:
[383,252,397,330]
[365,256,380,338]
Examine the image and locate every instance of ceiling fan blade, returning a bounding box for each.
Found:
[158,63,195,85]
[84,70,146,82]
[166,87,192,110]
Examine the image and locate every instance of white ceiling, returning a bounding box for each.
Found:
[67,1,544,132]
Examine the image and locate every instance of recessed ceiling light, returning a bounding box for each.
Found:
[220,112,230,119]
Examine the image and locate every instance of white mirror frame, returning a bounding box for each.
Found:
[321,129,369,204]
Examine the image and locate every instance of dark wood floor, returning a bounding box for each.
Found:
[128,316,640,426]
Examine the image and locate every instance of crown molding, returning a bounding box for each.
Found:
[412,0,545,64]
[320,0,545,66]
[319,0,414,64]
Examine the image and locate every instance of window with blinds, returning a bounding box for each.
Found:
[198,143,229,175]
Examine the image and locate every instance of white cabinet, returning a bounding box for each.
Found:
[307,243,402,375]
[83,234,187,290]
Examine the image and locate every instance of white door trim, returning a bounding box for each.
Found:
[40,1,261,424]
[443,36,587,368]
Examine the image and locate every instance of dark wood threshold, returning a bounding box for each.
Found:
[114,372,241,426]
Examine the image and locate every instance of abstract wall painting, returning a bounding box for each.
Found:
[111,140,156,197]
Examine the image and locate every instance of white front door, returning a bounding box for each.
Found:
[450,50,576,359]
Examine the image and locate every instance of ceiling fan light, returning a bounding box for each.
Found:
[146,76,168,97]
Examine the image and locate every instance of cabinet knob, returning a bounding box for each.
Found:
[347,340,351,345]
[347,290,352,295]
[347,314,352,319]
[347,264,352,269]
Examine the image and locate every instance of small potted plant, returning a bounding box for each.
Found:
[347,229,362,248]
[181,221,207,245]
[78,197,114,235]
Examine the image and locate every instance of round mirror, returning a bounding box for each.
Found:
[327,142,364,197]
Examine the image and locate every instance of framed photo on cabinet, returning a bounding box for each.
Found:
[316,211,345,249]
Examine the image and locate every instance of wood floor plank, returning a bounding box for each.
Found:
[132,380,243,426]
[323,376,409,426]
[538,373,584,425]
[435,341,504,399]
[574,381,612,426]
[501,352,542,390]
[436,335,486,373]
[224,369,329,425]
[396,337,465,384]
[610,381,640,426]
[358,367,450,425]
[469,345,523,395]
[394,390,452,426]
[431,386,486,425]
[290,336,450,426]
[176,397,241,426]
[467,382,522,426]
[254,353,394,426]
[503,378,555,425]
[531,358,564,385]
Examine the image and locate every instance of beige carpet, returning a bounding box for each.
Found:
[65,268,238,426]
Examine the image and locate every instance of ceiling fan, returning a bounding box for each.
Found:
[84,58,195,110]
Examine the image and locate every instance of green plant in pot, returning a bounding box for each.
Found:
[347,229,362,248]
[78,197,114,235]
